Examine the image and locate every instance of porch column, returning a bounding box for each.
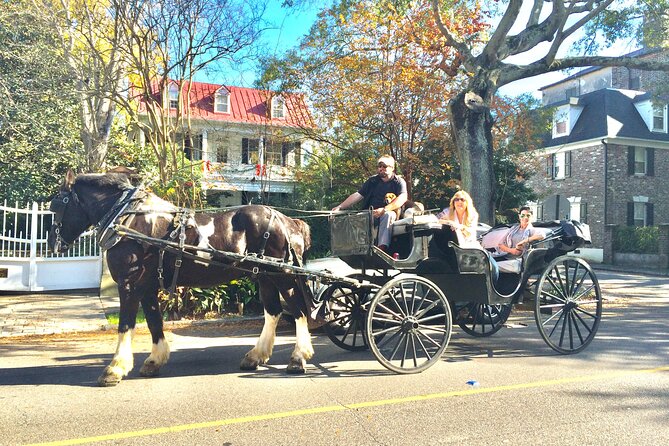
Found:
[603,224,617,264]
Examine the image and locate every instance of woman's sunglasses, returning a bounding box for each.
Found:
[453,198,466,202]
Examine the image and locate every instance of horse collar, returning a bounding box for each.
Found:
[96,187,141,249]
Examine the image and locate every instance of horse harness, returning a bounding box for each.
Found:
[50,186,140,252]
[53,186,301,296]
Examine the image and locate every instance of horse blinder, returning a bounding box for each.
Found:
[49,191,78,252]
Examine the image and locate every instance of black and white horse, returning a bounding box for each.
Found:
[48,169,313,386]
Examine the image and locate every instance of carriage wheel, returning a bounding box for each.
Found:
[534,256,602,354]
[323,275,382,351]
[456,303,511,337]
[366,275,452,374]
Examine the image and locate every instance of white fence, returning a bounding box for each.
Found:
[0,201,102,291]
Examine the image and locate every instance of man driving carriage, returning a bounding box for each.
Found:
[331,155,407,252]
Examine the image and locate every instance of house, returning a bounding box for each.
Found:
[134,81,317,206]
[524,48,669,261]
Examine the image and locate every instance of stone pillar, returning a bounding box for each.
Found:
[658,224,669,270]
[603,224,617,264]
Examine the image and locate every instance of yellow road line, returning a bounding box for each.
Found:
[26,365,669,446]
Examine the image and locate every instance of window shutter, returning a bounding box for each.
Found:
[647,203,654,226]
[627,146,635,175]
[579,203,587,223]
[242,138,248,164]
[546,155,554,178]
[565,151,572,177]
[627,202,634,226]
[281,142,289,167]
[647,148,654,176]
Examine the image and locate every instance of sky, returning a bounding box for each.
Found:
[218,1,639,100]
[211,1,325,87]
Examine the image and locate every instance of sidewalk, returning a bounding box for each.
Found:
[0,292,119,338]
[0,261,666,338]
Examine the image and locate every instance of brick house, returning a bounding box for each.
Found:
[524,48,669,261]
[134,81,317,206]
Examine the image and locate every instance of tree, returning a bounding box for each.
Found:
[29,0,125,172]
[0,1,84,202]
[427,0,669,223]
[258,0,475,196]
[110,0,266,206]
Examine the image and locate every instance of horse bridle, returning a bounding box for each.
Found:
[49,189,84,252]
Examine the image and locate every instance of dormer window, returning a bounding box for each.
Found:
[215,89,230,114]
[553,109,568,137]
[652,104,667,132]
[168,84,179,109]
[271,95,285,119]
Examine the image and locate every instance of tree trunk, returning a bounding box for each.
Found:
[448,90,496,225]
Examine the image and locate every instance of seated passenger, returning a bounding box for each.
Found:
[496,206,546,259]
[332,154,407,252]
[437,190,479,247]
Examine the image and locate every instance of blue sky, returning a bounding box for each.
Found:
[213,1,637,99]
[210,1,325,87]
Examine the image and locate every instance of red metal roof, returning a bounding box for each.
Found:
[136,80,314,129]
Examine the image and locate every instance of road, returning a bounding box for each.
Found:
[1,270,668,446]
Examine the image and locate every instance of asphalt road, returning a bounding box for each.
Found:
[1,270,668,446]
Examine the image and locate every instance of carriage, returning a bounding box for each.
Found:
[48,169,602,384]
[319,210,603,374]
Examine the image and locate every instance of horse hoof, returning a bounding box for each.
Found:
[240,356,259,371]
[97,368,122,387]
[139,362,161,377]
[286,359,305,375]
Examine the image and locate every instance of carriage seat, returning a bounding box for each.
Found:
[478,225,554,274]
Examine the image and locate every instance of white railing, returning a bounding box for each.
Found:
[0,201,102,291]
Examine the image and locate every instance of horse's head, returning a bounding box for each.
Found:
[48,170,92,253]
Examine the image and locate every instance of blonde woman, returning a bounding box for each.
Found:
[437,190,479,246]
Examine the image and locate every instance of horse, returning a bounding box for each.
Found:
[47,169,313,386]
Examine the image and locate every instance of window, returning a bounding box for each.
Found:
[282,142,301,167]
[652,104,667,132]
[564,86,578,99]
[547,151,572,179]
[553,110,568,137]
[627,198,654,227]
[264,140,282,165]
[168,84,179,109]
[629,75,640,90]
[216,145,227,163]
[271,96,285,119]
[627,146,655,176]
[633,202,646,226]
[182,134,202,161]
[215,90,229,113]
[241,138,259,164]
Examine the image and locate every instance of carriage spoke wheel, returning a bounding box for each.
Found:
[323,275,382,351]
[456,303,512,337]
[534,256,602,354]
[366,276,452,374]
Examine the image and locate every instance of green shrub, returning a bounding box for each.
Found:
[158,278,260,320]
[613,226,659,254]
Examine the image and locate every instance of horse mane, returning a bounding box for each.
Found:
[74,172,135,191]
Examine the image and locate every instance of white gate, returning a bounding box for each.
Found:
[0,201,102,291]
